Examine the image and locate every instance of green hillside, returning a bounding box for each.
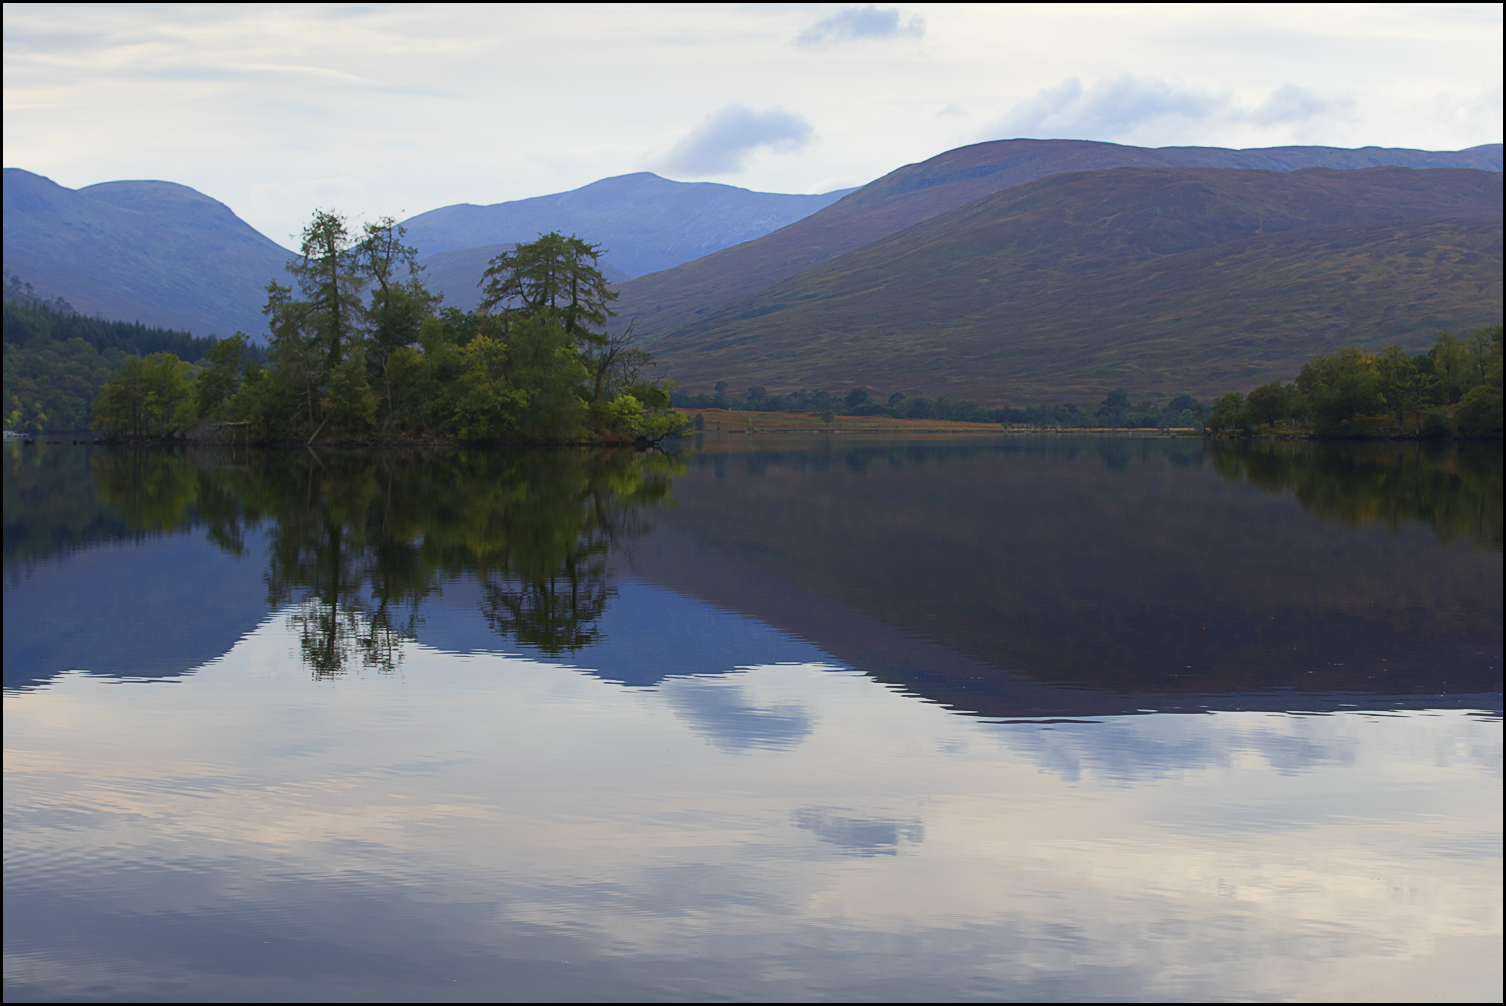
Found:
[646,167,1503,404]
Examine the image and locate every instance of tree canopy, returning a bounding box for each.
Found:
[76,214,686,445]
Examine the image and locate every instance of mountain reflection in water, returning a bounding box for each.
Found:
[3,436,1500,1002]
[4,437,1500,708]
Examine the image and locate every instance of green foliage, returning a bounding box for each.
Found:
[234,218,674,445]
[0,299,236,432]
[1455,385,1503,438]
[288,209,367,368]
[194,333,248,418]
[1244,381,1293,426]
[636,408,692,444]
[1207,392,1246,433]
[1097,388,1131,428]
[91,352,195,439]
[480,232,618,338]
[322,349,379,437]
[1210,323,1502,438]
[451,334,528,440]
[3,298,216,361]
[3,337,127,432]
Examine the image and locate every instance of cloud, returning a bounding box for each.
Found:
[988,76,1345,142]
[793,807,924,856]
[796,5,925,47]
[991,76,1227,140]
[657,104,814,175]
[660,676,813,752]
[1247,83,1345,126]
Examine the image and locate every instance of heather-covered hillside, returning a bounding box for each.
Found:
[646,166,1503,404]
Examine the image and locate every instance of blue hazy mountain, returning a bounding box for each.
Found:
[399,172,856,279]
[3,168,849,337]
[3,168,293,338]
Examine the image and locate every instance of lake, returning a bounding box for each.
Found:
[4,435,1501,1002]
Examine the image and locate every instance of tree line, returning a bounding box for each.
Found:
[1206,326,1503,438]
[86,215,687,444]
[3,297,232,433]
[674,383,1210,430]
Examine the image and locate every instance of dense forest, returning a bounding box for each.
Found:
[81,215,686,445]
[2,294,227,432]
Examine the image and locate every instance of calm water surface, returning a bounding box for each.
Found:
[4,436,1501,1002]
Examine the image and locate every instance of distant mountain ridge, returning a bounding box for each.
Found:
[2,168,852,337]
[399,172,855,278]
[615,140,1503,342]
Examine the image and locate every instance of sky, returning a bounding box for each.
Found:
[4,3,1502,248]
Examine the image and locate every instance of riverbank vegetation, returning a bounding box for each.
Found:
[83,214,687,445]
[674,384,1210,431]
[1205,326,1502,439]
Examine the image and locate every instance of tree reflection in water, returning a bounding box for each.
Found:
[1208,439,1502,548]
[89,446,682,677]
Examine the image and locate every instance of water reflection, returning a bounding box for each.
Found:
[5,645,1499,1002]
[646,436,1502,704]
[37,447,677,679]
[1209,439,1503,548]
[4,437,1501,707]
[661,675,815,751]
[3,437,1501,1001]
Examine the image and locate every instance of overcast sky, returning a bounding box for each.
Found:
[4,3,1501,248]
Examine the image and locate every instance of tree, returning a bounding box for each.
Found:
[357,217,439,423]
[92,352,194,438]
[1098,388,1131,428]
[194,333,248,418]
[582,322,654,403]
[479,232,617,341]
[451,333,528,440]
[286,210,367,369]
[1207,392,1246,434]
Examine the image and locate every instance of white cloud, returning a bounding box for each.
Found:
[657,105,815,176]
[796,5,924,47]
[1247,83,1349,127]
[988,76,1352,143]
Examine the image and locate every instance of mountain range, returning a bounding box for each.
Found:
[3,169,848,336]
[4,139,1501,403]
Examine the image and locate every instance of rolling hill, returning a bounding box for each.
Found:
[644,166,1504,404]
[615,140,1504,343]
